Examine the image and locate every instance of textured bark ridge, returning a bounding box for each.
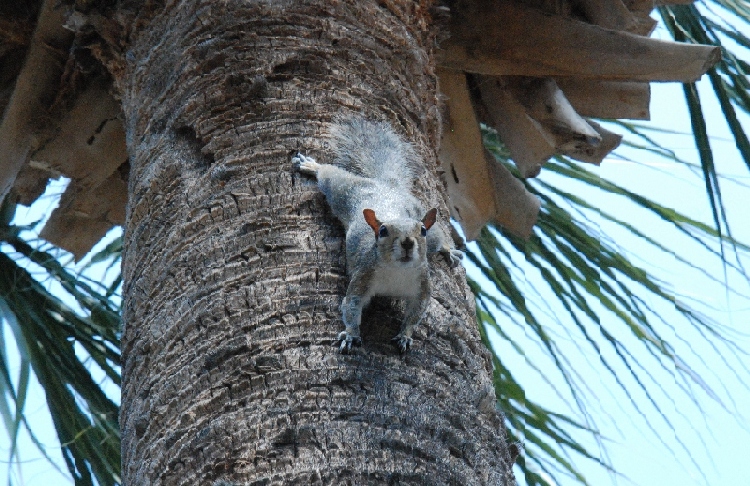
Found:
[120,1,514,484]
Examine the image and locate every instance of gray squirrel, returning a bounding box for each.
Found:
[292,116,462,353]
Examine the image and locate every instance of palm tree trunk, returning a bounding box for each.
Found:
[119,1,515,484]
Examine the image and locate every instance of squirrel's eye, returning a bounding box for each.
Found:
[420,225,427,237]
[378,225,389,238]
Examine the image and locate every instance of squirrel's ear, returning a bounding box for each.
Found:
[363,209,381,234]
[422,208,438,230]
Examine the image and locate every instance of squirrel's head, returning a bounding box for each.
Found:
[363,208,437,267]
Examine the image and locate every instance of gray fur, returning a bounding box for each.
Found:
[329,116,420,186]
[293,116,462,353]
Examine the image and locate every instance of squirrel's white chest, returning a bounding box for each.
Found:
[368,266,423,298]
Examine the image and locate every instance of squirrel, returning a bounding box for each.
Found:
[292,116,462,353]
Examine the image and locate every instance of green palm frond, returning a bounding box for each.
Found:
[470,5,750,484]
[474,141,749,483]
[0,197,122,486]
[659,4,750,234]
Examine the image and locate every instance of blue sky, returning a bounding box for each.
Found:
[476,12,750,485]
[486,79,750,485]
[581,81,750,485]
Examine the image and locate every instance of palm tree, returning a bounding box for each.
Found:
[0,0,748,485]
[115,0,521,481]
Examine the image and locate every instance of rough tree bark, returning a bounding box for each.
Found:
[120,0,514,484]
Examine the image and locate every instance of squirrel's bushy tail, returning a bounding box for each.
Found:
[329,116,420,188]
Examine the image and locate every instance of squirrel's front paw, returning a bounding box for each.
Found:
[292,152,320,176]
[444,249,464,268]
[336,331,362,354]
[392,334,413,354]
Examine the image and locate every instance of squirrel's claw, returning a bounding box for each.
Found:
[292,152,320,176]
[442,248,463,268]
[336,331,362,354]
[448,249,463,268]
[392,335,413,354]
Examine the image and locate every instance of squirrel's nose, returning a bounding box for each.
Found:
[402,238,415,251]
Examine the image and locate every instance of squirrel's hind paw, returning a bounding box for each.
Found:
[336,331,362,354]
[392,335,413,354]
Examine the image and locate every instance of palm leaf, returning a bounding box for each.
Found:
[476,137,749,485]
[0,197,122,485]
[470,5,750,483]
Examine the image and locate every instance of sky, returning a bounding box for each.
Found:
[588,83,750,485]
[482,60,750,486]
[536,16,750,485]
[2,11,750,486]
[487,78,750,486]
